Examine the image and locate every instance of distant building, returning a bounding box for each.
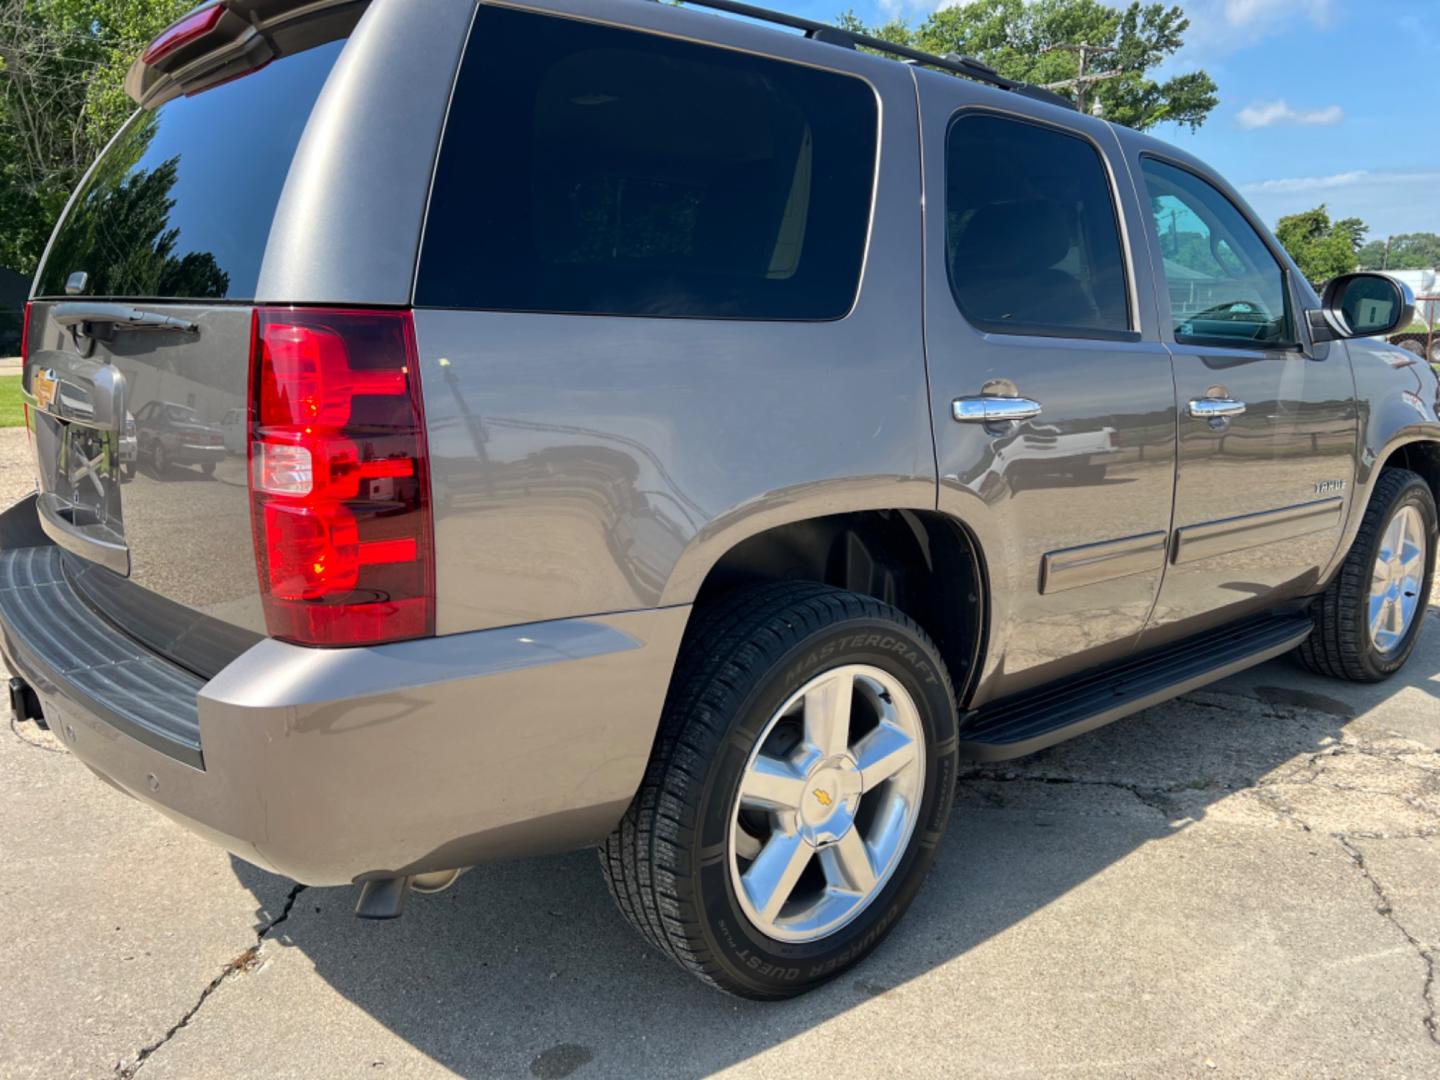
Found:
[1376,269,1437,330]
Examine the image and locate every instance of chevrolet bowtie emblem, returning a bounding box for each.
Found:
[33,368,58,412]
[812,789,833,808]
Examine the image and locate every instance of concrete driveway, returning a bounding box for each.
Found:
[2,426,1438,1078]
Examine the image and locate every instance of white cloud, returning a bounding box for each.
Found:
[1169,0,1336,59]
[1238,170,1440,237]
[1236,100,1343,129]
[1241,170,1440,195]
[1218,0,1334,28]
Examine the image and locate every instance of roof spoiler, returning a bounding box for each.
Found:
[124,0,366,108]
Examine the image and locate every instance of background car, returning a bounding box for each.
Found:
[133,401,226,477]
[220,407,246,456]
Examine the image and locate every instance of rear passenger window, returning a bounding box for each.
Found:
[945,113,1131,338]
[417,8,878,320]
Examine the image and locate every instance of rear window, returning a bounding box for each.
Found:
[417,7,879,321]
[36,40,343,301]
[946,113,1131,339]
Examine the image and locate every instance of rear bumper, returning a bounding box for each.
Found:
[0,503,687,885]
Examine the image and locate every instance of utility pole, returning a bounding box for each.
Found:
[1040,44,1122,115]
[1382,236,1392,270]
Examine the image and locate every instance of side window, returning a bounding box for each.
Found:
[417,7,879,321]
[1139,158,1293,348]
[945,113,1131,338]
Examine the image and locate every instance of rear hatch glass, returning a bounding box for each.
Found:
[26,35,347,675]
[37,38,343,301]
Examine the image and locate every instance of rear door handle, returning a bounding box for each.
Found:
[952,396,1043,423]
[1188,398,1247,419]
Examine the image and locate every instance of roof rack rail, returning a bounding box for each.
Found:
[664,0,1078,112]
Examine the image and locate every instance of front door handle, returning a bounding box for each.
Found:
[1188,397,1247,419]
[952,396,1043,424]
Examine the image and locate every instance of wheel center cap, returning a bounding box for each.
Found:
[797,756,862,847]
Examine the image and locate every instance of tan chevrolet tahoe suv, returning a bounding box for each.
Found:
[3,0,1436,998]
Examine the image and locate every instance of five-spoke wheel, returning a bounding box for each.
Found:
[730,665,924,942]
[1368,504,1427,654]
[602,582,957,998]
[1300,467,1437,682]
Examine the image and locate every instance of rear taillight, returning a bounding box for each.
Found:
[248,308,434,647]
[20,301,31,445]
[142,5,224,65]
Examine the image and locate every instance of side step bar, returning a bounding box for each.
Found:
[959,611,1314,761]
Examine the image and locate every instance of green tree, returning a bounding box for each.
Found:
[1357,233,1440,271]
[0,0,191,275]
[1274,204,1367,286]
[837,0,1218,131]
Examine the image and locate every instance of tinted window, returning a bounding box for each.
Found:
[945,114,1130,337]
[417,8,878,320]
[36,41,344,300]
[1140,159,1293,348]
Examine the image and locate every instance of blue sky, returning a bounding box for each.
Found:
[757,0,1440,242]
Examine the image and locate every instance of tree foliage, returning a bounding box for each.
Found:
[1357,233,1440,272]
[0,0,190,275]
[837,0,1217,131]
[1274,204,1367,286]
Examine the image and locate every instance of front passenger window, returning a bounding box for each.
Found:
[1140,158,1293,348]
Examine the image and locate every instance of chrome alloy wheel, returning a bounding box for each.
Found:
[728,664,926,943]
[1369,504,1428,654]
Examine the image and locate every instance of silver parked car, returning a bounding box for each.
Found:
[4,0,1437,999]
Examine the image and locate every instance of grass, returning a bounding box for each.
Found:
[0,375,24,428]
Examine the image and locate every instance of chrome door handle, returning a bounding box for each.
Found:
[1188,397,1247,419]
[952,396,1043,424]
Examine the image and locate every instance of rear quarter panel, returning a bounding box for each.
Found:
[416,3,932,635]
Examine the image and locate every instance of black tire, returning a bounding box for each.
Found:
[200,462,216,477]
[120,463,136,481]
[601,582,958,999]
[1298,468,1437,682]
[151,442,168,476]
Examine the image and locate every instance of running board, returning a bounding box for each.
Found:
[959,611,1314,761]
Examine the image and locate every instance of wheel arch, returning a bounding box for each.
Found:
[1378,439,1440,511]
[673,508,989,709]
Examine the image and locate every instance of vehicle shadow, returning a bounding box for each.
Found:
[226,614,1437,1077]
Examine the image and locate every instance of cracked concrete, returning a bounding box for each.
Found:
[1335,836,1438,1048]
[3,597,1438,1077]
[115,885,307,1078]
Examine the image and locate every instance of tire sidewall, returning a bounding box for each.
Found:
[690,614,958,996]
[1355,478,1438,677]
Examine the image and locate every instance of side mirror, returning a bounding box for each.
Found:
[1307,272,1416,343]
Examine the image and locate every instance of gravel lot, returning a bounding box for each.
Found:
[2,426,1438,1078]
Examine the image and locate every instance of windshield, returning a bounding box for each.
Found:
[35,40,343,301]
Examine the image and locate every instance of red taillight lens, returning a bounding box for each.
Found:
[143,4,224,65]
[248,308,434,647]
[20,301,32,446]
[19,301,32,364]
